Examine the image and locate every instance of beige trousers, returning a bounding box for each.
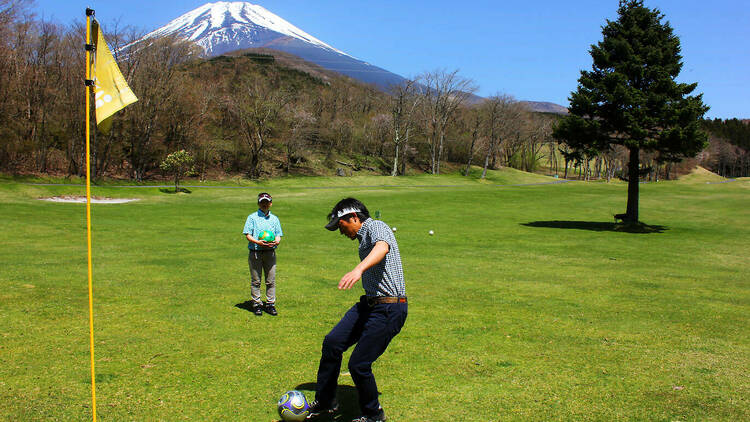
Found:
[248,250,277,304]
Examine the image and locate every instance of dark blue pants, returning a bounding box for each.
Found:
[315,296,408,416]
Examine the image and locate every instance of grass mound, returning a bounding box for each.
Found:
[677,165,727,183]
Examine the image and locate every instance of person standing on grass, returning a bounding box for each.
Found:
[242,192,283,316]
[307,198,407,422]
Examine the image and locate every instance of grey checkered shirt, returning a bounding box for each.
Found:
[356,218,406,297]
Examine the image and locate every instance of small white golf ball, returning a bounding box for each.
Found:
[429,230,434,235]
[392,227,397,232]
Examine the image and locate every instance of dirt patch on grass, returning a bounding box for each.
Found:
[39,196,139,204]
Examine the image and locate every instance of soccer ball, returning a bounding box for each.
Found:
[277,390,310,421]
[259,230,275,242]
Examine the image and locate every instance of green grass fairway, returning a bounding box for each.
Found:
[1,172,748,421]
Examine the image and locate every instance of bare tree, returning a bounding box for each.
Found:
[286,106,316,173]
[461,107,482,176]
[0,2,34,171]
[521,111,553,173]
[119,35,199,180]
[419,69,477,174]
[390,79,420,176]
[227,75,290,179]
[479,94,523,178]
[370,113,391,159]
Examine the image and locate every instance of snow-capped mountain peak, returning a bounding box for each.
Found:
[137,2,413,91]
[142,1,349,57]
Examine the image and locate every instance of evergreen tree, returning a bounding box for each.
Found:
[553,0,708,223]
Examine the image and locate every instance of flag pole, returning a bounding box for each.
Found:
[84,7,98,422]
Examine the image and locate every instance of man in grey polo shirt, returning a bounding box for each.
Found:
[307,198,407,422]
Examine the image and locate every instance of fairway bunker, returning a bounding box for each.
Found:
[39,196,139,204]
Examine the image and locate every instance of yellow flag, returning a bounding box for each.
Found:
[92,19,137,132]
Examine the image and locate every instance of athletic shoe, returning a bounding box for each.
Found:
[351,408,386,422]
[252,303,263,316]
[306,399,339,419]
[264,303,278,316]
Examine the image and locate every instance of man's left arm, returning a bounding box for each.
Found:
[338,240,389,290]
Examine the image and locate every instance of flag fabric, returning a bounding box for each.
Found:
[92,19,137,132]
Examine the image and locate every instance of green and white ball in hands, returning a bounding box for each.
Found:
[258,230,275,242]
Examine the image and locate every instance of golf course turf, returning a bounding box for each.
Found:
[1,170,747,420]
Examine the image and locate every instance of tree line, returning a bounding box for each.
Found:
[700,118,750,178]
[1,0,746,182]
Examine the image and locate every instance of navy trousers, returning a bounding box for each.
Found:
[315,295,408,416]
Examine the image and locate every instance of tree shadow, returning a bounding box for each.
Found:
[294,382,361,420]
[522,220,667,233]
[159,187,192,194]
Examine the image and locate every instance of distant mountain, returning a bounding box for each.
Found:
[137,2,569,112]
[138,1,409,90]
[520,101,568,115]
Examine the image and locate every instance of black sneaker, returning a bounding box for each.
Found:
[351,408,386,422]
[264,303,278,316]
[252,303,263,316]
[306,399,339,419]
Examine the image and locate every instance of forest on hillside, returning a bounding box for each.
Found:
[1,1,748,181]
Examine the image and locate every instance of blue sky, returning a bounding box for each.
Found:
[35,0,749,119]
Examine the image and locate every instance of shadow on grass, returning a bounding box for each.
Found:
[294,382,362,420]
[159,187,192,194]
[522,220,668,233]
[235,300,255,313]
[236,300,279,316]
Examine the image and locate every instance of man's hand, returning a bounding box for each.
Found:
[339,268,363,290]
[337,241,389,290]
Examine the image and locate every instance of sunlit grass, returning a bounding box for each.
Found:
[1,173,747,420]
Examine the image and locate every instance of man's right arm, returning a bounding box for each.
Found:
[338,240,389,290]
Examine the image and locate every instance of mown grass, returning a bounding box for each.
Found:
[1,169,748,421]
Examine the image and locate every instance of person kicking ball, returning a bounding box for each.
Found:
[307,198,407,422]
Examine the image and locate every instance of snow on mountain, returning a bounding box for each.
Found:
[137,1,411,90]
[138,1,568,112]
[142,1,349,57]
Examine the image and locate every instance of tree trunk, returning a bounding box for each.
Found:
[391,143,399,177]
[464,130,478,176]
[481,154,490,179]
[436,131,444,175]
[625,147,640,223]
[391,128,400,177]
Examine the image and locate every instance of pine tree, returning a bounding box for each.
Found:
[553,0,708,223]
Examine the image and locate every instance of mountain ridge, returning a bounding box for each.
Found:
[138,1,410,91]
[139,1,567,114]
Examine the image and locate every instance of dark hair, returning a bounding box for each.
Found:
[328,197,370,222]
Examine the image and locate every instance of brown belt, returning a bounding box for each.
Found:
[367,296,407,306]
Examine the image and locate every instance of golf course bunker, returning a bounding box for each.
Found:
[39,196,139,204]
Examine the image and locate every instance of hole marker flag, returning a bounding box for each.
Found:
[92,19,137,133]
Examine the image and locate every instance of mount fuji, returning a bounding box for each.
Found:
[139,1,409,90]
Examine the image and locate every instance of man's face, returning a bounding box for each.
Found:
[259,200,272,213]
[338,215,360,240]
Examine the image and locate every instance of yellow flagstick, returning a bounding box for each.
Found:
[84,7,98,422]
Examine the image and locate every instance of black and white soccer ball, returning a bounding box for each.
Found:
[277,390,310,421]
